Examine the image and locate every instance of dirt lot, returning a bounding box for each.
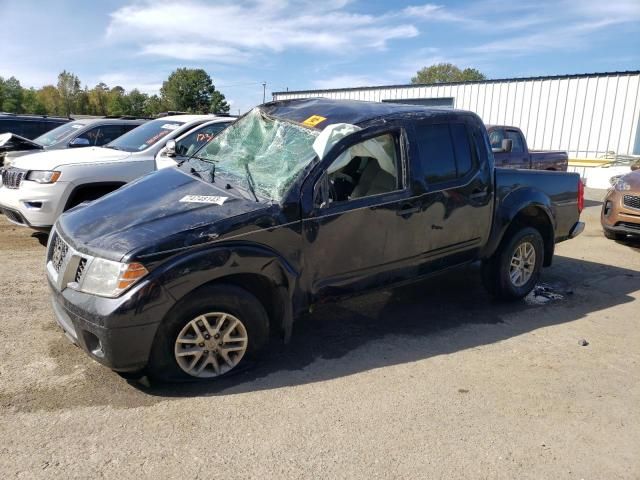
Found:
[0,188,638,479]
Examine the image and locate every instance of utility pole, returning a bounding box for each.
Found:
[262,82,267,104]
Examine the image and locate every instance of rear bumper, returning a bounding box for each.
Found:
[48,278,175,372]
[569,221,585,238]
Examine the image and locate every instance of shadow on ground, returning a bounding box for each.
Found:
[5,254,638,412]
[138,254,639,399]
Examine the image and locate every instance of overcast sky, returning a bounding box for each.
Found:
[1,0,639,113]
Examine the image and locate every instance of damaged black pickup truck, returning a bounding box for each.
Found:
[47,98,585,382]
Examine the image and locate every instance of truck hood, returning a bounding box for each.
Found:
[57,167,274,262]
[0,132,43,153]
[11,146,131,171]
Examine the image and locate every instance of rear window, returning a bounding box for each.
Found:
[415,122,477,184]
[415,123,456,184]
[105,119,184,152]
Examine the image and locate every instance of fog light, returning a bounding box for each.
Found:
[25,201,42,209]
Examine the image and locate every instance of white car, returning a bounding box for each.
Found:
[0,115,234,230]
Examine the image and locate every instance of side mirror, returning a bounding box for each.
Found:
[501,138,513,153]
[313,172,331,208]
[69,137,90,147]
[165,139,177,157]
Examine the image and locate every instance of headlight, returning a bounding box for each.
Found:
[26,170,61,184]
[613,178,631,191]
[79,258,148,298]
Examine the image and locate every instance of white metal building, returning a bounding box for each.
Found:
[273,71,640,161]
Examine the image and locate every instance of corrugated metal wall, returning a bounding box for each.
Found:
[273,72,640,159]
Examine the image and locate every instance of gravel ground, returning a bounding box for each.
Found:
[0,188,638,479]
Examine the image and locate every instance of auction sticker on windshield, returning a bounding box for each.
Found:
[179,195,228,205]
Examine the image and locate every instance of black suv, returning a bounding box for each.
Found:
[0,113,70,139]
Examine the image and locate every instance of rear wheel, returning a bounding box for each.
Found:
[148,284,269,382]
[482,227,544,300]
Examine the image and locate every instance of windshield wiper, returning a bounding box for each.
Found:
[244,163,259,202]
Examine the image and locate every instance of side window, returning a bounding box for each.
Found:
[415,123,456,184]
[0,120,21,136]
[95,125,128,146]
[505,130,525,153]
[22,121,47,139]
[326,133,400,202]
[75,126,102,146]
[450,124,475,177]
[416,123,477,185]
[489,129,505,149]
[175,123,230,156]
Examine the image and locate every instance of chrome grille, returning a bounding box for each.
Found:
[623,194,640,210]
[2,168,26,189]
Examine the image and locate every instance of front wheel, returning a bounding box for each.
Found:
[482,227,544,300]
[147,284,269,382]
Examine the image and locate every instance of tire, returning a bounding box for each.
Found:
[603,228,625,241]
[482,226,544,300]
[147,284,269,382]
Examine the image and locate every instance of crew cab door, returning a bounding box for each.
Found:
[300,124,423,299]
[407,118,494,265]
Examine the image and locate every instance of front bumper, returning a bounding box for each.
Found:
[601,188,640,236]
[0,181,70,228]
[48,277,175,372]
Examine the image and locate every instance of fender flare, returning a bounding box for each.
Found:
[152,242,300,341]
[482,187,556,262]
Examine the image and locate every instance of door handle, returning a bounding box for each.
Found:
[469,188,488,199]
[396,204,420,216]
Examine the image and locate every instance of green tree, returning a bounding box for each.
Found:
[57,70,81,116]
[160,68,227,113]
[411,63,486,84]
[107,86,129,116]
[75,87,90,115]
[37,85,63,115]
[126,89,148,116]
[210,90,230,114]
[21,88,47,114]
[88,83,109,116]
[143,94,166,117]
[1,76,24,113]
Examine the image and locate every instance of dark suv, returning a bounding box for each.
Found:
[0,113,70,139]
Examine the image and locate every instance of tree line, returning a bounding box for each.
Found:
[0,68,230,118]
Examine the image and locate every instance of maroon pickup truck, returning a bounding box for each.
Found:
[487,125,568,171]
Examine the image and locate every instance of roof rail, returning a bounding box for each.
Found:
[155,111,190,118]
[0,112,73,120]
[103,115,152,120]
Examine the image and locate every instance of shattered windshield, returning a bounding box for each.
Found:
[189,108,319,201]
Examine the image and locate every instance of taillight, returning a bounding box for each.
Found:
[577,178,584,213]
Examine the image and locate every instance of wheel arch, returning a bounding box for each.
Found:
[64,181,127,211]
[484,188,556,267]
[155,243,299,342]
